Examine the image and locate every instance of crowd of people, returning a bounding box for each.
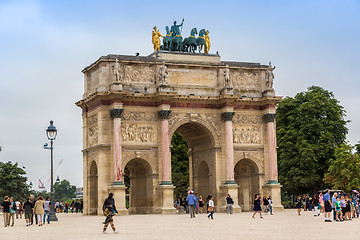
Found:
[0,195,84,227]
[295,189,360,222]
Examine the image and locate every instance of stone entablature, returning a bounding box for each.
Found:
[82,51,272,99]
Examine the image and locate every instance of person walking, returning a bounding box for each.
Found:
[102,193,119,234]
[15,199,21,219]
[30,194,37,225]
[313,195,320,216]
[226,194,234,215]
[268,196,273,215]
[43,197,50,224]
[186,190,197,218]
[9,197,16,226]
[34,196,46,226]
[331,193,337,221]
[23,198,33,226]
[252,194,263,218]
[194,193,199,214]
[263,195,269,214]
[207,195,215,220]
[323,189,332,222]
[198,196,204,214]
[295,195,302,216]
[1,196,11,227]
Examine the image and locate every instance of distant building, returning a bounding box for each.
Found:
[75,187,83,199]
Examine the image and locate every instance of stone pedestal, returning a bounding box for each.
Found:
[110,82,123,91]
[263,183,284,212]
[262,88,275,97]
[108,184,129,215]
[220,87,234,95]
[158,184,177,214]
[220,183,241,213]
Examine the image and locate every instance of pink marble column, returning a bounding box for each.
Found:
[222,112,235,184]
[158,110,172,185]
[110,108,124,185]
[264,113,278,183]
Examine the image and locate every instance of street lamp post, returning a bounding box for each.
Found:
[44,120,58,221]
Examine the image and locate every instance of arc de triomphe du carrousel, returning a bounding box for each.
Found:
[76,21,284,215]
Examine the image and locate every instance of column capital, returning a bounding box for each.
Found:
[110,108,124,119]
[221,112,235,121]
[158,110,172,120]
[263,113,276,122]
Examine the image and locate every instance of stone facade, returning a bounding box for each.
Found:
[76,51,284,215]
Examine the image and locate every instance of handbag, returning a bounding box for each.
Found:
[208,206,214,212]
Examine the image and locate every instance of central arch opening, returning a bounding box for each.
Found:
[124,158,154,214]
[171,122,215,202]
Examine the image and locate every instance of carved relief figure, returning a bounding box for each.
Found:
[159,61,168,85]
[87,114,98,146]
[265,62,275,89]
[224,64,232,88]
[121,124,155,142]
[113,58,121,82]
[233,126,262,144]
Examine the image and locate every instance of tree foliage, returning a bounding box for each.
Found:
[355,142,360,155]
[277,86,348,194]
[171,132,189,197]
[324,143,360,192]
[0,161,30,200]
[54,179,76,201]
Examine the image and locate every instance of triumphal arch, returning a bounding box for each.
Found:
[76,50,284,215]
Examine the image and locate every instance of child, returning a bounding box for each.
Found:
[295,195,302,216]
[351,197,356,218]
[335,196,342,222]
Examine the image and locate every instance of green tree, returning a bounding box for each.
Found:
[277,86,348,195]
[171,132,189,197]
[324,143,360,192]
[54,179,76,201]
[0,161,30,200]
[355,142,360,155]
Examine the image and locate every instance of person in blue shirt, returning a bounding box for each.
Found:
[323,189,332,222]
[331,193,337,221]
[186,191,197,218]
[194,193,199,214]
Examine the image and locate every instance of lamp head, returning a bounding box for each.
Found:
[46,120,57,140]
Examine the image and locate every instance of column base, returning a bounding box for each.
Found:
[158,184,177,214]
[263,183,284,212]
[108,184,129,215]
[220,183,241,213]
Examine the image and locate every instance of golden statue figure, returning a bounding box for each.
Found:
[152,26,164,52]
[204,30,211,54]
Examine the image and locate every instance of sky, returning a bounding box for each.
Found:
[0,0,359,190]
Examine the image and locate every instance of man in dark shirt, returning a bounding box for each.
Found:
[1,196,11,227]
[23,197,33,226]
[30,194,37,225]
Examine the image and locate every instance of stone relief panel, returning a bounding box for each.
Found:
[122,111,158,121]
[232,114,263,124]
[233,126,262,144]
[234,151,264,172]
[121,123,156,142]
[168,69,217,87]
[87,114,98,146]
[124,65,155,84]
[231,70,260,90]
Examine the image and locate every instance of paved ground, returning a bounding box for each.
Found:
[0,210,359,240]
